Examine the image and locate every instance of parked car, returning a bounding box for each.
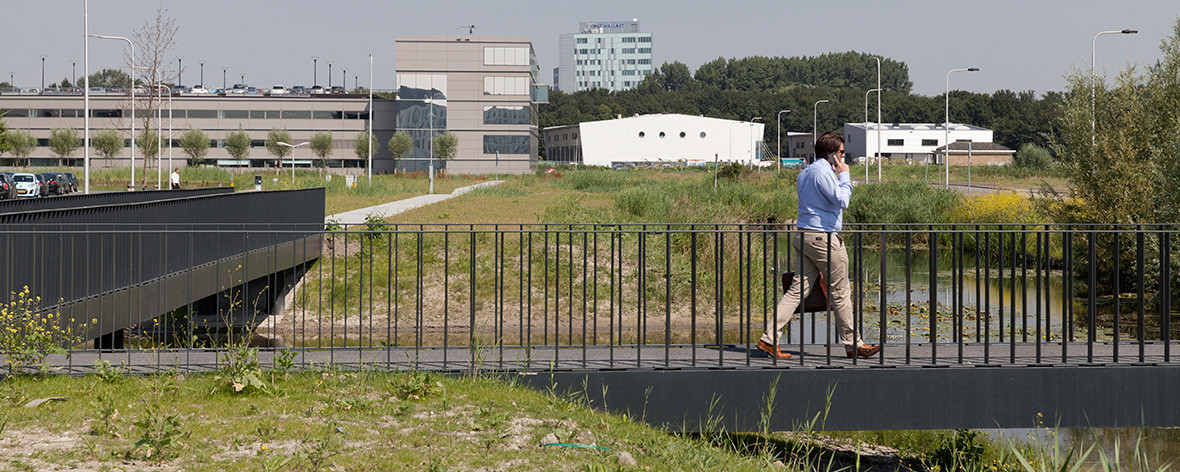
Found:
[268,85,288,95]
[12,173,40,198]
[0,173,15,199]
[290,85,308,94]
[228,84,248,94]
[310,85,326,94]
[63,172,78,192]
[37,173,62,195]
[329,86,344,94]
[188,85,209,94]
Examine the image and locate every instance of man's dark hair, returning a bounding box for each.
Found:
[814,132,845,162]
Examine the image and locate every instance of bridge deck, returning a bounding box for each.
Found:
[43,341,1173,374]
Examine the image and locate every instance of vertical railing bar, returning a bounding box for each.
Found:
[904,230,912,364]
[1137,227,1145,362]
[527,231,534,370]
[718,227,725,367]
[826,232,832,365]
[691,228,698,366]
[665,229,672,367]
[762,227,770,367]
[957,229,965,363]
[744,230,752,366]
[1088,230,1097,363]
[975,225,982,344]
[415,230,422,369]
[583,230,589,368]
[998,228,1005,348]
[1010,231,1017,364]
[1022,227,1029,344]
[469,230,477,372]
[1162,230,1172,363]
[609,229,616,367]
[1063,229,1071,364]
[554,230,561,369]
[878,226,886,366]
[638,228,646,367]
[930,225,938,365]
[1113,231,1120,363]
[984,230,991,364]
[1035,229,1043,363]
[593,228,598,354]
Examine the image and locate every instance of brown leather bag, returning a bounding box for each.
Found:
[781,272,830,313]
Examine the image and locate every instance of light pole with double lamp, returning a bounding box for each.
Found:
[776,109,791,170]
[1092,29,1137,148]
[87,34,135,190]
[813,99,833,160]
[944,67,979,187]
[277,142,309,180]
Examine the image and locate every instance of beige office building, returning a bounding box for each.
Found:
[0,93,396,171]
[395,36,546,175]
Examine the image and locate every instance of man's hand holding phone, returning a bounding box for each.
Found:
[828,152,849,174]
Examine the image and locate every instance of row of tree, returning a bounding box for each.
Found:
[540,51,1064,154]
[0,122,455,174]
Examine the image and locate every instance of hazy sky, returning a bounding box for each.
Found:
[1,0,1176,96]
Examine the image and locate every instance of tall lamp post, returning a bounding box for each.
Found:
[328,61,334,88]
[367,53,373,184]
[813,99,833,159]
[863,87,882,182]
[177,56,183,87]
[199,60,204,86]
[87,34,135,190]
[71,60,76,90]
[221,66,227,89]
[312,56,319,87]
[945,67,979,187]
[776,109,791,170]
[40,55,46,90]
[277,141,309,180]
[1092,29,1137,147]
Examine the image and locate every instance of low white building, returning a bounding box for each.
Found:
[543,113,764,167]
[843,123,993,164]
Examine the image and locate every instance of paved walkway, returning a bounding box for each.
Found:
[326,180,503,224]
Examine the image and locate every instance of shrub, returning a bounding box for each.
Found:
[0,286,86,373]
[1013,143,1053,170]
[845,181,960,225]
[944,192,1045,225]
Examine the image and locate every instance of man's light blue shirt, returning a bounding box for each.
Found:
[796,159,852,232]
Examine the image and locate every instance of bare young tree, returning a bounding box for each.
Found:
[127,1,179,188]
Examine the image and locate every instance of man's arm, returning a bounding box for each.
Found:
[817,168,853,209]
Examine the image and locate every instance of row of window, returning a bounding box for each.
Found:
[484,47,530,66]
[577,81,639,88]
[483,105,530,125]
[885,139,940,147]
[483,76,530,96]
[2,108,368,120]
[575,48,653,56]
[31,137,355,149]
[576,36,651,44]
[483,135,530,154]
[638,131,707,139]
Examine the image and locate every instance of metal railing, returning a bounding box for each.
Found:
[3,223,1176,373]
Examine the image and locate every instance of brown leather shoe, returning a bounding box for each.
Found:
[757,340,792,359]
[846,344,881,359]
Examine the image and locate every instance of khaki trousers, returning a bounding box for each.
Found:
[760,232,863,349]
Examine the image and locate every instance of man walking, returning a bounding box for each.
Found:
[170,168,181,190]
[757,132,881,360]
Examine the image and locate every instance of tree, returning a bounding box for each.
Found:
[432,131,458,162]
[92,128,124,160]
[660,61,694,92]
[0,115,10,156]
[265,127,293,173]
[136,129,160,177]
[1012,143,1052,170]
[48,128,81,165]
[179,128,209,165]
[59,77,72,89]
[86,68,132,88]
[309,132,333,175]
[225,127,251,160]
[130,1,180,186]
[8,130,35,165]
[354,129,378,162]
[387,132,413,173]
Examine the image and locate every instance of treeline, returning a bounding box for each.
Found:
[540,51,1063,154]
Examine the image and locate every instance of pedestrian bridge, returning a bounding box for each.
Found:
[4,216,1176,431]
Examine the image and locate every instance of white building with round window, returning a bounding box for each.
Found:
[543,113,764,167]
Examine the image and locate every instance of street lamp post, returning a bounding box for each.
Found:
[427,94,436,194]
[813,99,832,159]
[40,55,46,90]
[177,56,183,87]
[277,141,309,180]
[864,88,883,182]
[221,67,227,89]
[199,60,204,87]
[312,56,319,87]
[1092,29,1137,147]
[72,60,76,89]
[871,56,883,181]
[328,62,334,88]
[343,69,347,91]
[87,34,135,190]
[240,73,245,84]
[367,53,373,184]
[776,109,791,170]
[945,67,979,187]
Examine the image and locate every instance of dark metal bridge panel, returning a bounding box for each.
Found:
[0,188,324,342]
[523,366,1180,432]
[0,187,233,215]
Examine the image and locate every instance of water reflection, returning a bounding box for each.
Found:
[982,427,1180,468]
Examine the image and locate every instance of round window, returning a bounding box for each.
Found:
[638,131,645,138]
[700,132,707,138]
[679,131,686,138]
[659,131,666,138]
